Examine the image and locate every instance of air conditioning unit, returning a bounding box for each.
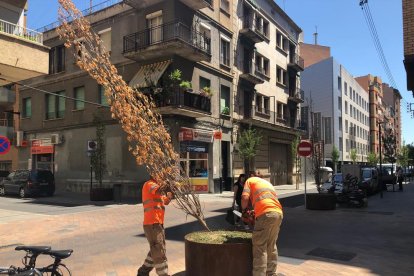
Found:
[51,134,61,145]
[16,131,24,147]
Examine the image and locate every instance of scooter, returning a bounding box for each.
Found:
[336,174,368,208]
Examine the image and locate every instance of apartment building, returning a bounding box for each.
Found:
[301,57,371,166]
[355,75,385,156]
[382,83,402,151]
[19,0,236,195]
[403,0,414,94]
[0,0,48,171]
[232,0,304,185]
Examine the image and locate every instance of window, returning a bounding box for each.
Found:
[276,31,289,52]
[345,101,348,114]
[220,85,230,114]
[338,77,342,91]
[346,139,350,151]
[99,85,109,106]
[345,120,348,133]
[339,117,342,131]
[324,117,332,144]
[199,77,211,91]
[339,137,343,151]
[255,94,270,114]
[74,86,85,110]
[344,82,348,95]
[46,91,65,119]
[338,96,342,110]
[255,54,269,76]
[220,36,230,67]
[255,15,269,37]
[49,45,65,74]
[276,66,287,86]
[22,97,32,118]
[220,0,230,14]
[199,24,211,52]
[98,28,112,54]
[146,11,163,44]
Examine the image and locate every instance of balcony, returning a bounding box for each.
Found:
[0,87,16,108]
[242,105,302,130]
[0,19,48,86]
[153,88,211,118]
[240,60,265,85]
[240,14,267,43]
[288,53,304,71]
[288,88,304,104]
[124,0,211,10]
[123,20,211,62]
[0,119,13,139]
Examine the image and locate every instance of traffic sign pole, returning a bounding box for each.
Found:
[304,157,307,208]
[297,140,312,209]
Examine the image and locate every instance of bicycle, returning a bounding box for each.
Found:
[0,245,73,276]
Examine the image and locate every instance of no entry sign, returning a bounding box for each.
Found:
[297,140,312,157]
[0,136,11,155]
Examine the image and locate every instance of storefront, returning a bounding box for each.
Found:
[179,127,213,192]
[30,139,54,171]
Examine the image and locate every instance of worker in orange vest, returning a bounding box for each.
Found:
[241,173,283,276]
[137,179,173,276]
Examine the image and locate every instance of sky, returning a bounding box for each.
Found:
[26,0,414,145]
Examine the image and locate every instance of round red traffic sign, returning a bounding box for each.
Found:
[297,140,312,157]
[0,136,11,155]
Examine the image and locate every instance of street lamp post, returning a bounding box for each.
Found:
[378,122,383,199]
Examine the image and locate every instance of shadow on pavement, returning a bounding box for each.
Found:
[13,191,141,207]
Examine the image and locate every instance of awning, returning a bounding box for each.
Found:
[129,60,171,88]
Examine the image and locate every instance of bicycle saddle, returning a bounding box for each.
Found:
[15,246,51,254]
[48,249,73,259]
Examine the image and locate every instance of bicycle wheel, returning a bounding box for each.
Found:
[53,264,71,276]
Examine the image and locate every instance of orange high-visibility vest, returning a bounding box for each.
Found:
[142,179,168,225]
[242,177,283,218]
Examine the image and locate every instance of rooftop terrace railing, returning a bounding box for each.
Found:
[36,0,123,33]
[0,19,43,44]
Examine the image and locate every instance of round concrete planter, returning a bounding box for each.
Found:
[185,231,252,276]
[306,193,336,210]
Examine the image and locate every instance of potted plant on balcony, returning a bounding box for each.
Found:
[200,86,213,98]
[179,80,193,92]
[221,106,230,116]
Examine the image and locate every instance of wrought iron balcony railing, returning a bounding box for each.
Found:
[123,20,211,55]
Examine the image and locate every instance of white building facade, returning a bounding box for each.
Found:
[301,57,370,166]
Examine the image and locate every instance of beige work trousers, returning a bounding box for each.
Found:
[252,212,283,276]
[137,223,169,276]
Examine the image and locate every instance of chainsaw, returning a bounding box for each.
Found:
[233,209,255,227]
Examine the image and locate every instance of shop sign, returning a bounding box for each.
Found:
[213,131,222,140]
[31,139,54,155]
[179,128,213,143]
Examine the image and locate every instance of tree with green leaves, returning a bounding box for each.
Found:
[382,128,397,164]
[291,132,301,188]
[367,152,378,166]
[331,145,339,173]
[350,149,357,164]
[237,127,262,174]
[91,117,106,187]
[397,141,410,168]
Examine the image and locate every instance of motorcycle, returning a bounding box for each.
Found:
[330,174,368,208]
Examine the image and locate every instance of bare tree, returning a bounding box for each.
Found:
[57,0,209,230]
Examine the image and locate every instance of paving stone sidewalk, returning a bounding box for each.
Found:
[0,181,412,275]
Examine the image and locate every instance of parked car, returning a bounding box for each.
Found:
[320,173,343,194]
[0,170,55,198]
[360,167,379,194]
[0,170,9,182]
